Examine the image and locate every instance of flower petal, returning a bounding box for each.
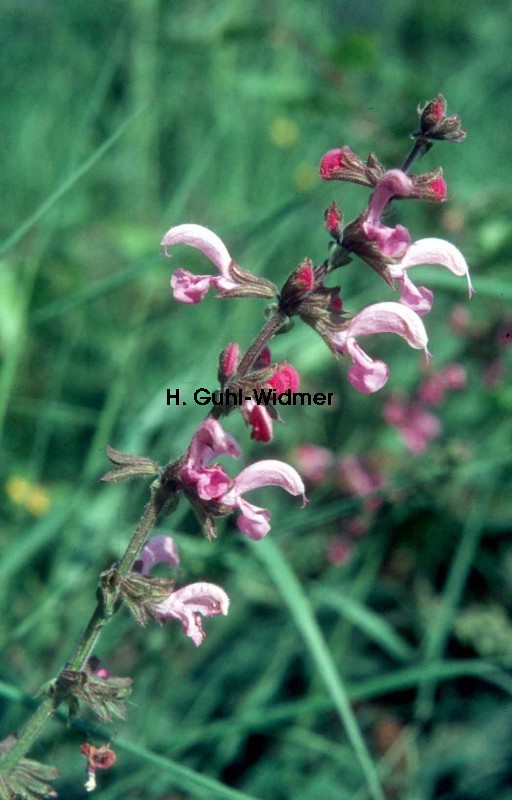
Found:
[154,582,229,646]
[393,272,434,316]
[389,237,474,298]
[171,269,213,304]
[345,339,390,393]
[341,302,429,353]
[331,302,429,393]
[228,459,306,499]
[243,399,274,443]
[234,496,271,540]
[366,170,416,225]
[222,459,306,539]
[139,535,180,575]
[187,418,242,468]
[181,464,232,501]
[161,224,233,277]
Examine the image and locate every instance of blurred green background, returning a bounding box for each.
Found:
[1,1,512,799]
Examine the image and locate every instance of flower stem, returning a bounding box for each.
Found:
[0,698,55,773]
[401,136,432,173]
[0,311,288,775]
[0,496,162,774]
[235,310,289,379]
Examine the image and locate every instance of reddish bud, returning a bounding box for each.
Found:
[427,176,447,200]
[417,94,466,143]
[218,343,240,383]
[319,146,377,187]
[319,148,347,179]
[295,263,315,292]
[246,403,273,442]
[268,364,300,393]
[257,347,272,368]
[324,201,343,241]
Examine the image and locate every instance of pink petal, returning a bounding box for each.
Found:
[362,221,411,258]
[228,459,306,499]
[342,302,429,353]
[268,364,300,393]
[384,398,441,455]
[244,399,274,443]
[161,223,233,278]
[139,535,180,575]
[171,269,213,304]
[234,496,272,540]
[331,303,429,394]
[345,339,390,393]
[366,170,416,225]
[393,272,434,316]
[222,459,306,539]
[187,419,242,468]
[181,464,232,501]
[390,237,474,298]
[294,444,335,485]
[155,582,229,647]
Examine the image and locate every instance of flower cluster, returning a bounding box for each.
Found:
[178,418,306,539]
[161,98,471,404]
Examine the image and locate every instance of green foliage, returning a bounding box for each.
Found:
[1,1,512,798]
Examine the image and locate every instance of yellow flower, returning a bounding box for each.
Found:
[269,117,299,148]
[5,476,51,516]
[27,486,51,517]
[5,476,31,505]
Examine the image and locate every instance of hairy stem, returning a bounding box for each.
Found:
[235,309,289,379]
[0,496,162,774]
[400,136,432,173]
[0,310,289,775]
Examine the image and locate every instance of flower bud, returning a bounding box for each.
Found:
[417,94,466,143]
[319,146,383,187]
[218,343,240,384]
[324,201,343,242]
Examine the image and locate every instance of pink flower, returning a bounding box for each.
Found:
[384,397,441,454]
[330,302,429,393]
[362,170,416,257]
[222,460,307,540]
[161,224,238,304]
[387,237,473,316]
[267,363,300,394]
[180,418,242,500]
[320,148,349,179]
[243,399,274,443]
[293,444,335,485]
[242,359,300,442]
[328,535,353,566]
[425,175,447,201]
[153,582,230,647]
[179,419,306,539]
[337,455,385,508]
[140,535,229,646]
[138,533,180,573]
[418,363,467,405]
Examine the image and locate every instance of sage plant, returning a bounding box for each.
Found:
[0,95,471,799]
